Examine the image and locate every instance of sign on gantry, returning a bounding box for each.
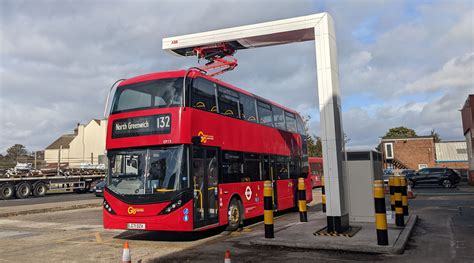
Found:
[163,13,349,233]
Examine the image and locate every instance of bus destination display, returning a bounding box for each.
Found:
[112,114,171,138]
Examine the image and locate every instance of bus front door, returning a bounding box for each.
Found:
[192,147,219,229]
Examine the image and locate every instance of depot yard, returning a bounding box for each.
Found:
[0,187,472,262]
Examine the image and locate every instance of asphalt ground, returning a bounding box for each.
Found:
[0,187,473,262]
[0,192,99,207]
[158,189,474,262]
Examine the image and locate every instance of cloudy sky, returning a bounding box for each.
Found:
[0,0,473,153]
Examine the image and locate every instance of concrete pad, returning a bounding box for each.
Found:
[250,211,417,254]
[0,199,102,217]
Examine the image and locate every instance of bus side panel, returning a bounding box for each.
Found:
[276,179,294,210]
[218,181,264,226]
[188,109,299,158]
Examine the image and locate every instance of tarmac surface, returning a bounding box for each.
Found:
[0,192,99,207]
[0,187,473,262]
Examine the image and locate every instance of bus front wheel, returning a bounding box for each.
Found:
[226,198,242,231]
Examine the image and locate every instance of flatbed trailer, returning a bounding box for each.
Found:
[0,172,105,199]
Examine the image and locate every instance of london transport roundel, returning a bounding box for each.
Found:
[245,186,252,201]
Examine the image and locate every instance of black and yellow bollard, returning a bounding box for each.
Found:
[264,180,274,238]
[373,180,389,246]
[298,177,308,222]
[321,175,326,213]
[389,176,395,212]
[400,176,409,216]
[394,176,404,227]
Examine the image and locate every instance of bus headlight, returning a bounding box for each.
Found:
[159,199,183,215]
[158,192,192,215]
[103,199,116,214]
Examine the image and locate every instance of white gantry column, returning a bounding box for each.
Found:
[163,12,350,233]
[314,14,349,232]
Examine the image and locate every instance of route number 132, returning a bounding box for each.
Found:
[157,115,171,129]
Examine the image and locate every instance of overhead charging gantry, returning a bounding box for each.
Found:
[192,43,238,77]
[163,13,350,233]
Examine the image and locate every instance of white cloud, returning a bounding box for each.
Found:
[0,0,473,153]
[405,52,474,93]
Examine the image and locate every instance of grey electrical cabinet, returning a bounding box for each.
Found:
[344,150,383,223]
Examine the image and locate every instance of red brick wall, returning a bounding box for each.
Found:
[384,138,435,170]
[435,162,469,170]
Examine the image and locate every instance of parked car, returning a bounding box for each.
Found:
[93,180,106,197]
[454,169,468,182]
[405,168,461,188]
[400,169,415,176]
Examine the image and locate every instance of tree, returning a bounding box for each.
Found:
[430,129,441,142]
[5,144,28,162]
[384,126,417,138]
[300,114,322,157]
[307,135,322,157]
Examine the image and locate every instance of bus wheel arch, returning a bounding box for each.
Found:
[225,195,243,231]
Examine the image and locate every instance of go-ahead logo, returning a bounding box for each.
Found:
[198,131,214,143]
[127,206,144,215]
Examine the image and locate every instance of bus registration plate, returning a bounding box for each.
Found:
[127,223,146,230]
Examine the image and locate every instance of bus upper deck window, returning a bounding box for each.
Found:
[257,101,274,127]
[191,78,217,112]
[239,94,257,122]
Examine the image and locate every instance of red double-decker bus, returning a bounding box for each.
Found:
[103,69,312,232]
[309,157,323,188]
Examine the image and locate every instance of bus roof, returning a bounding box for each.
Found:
[118,69,300,116]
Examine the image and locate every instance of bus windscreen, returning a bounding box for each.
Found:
[107,145,187,197]
[111,78,183,114]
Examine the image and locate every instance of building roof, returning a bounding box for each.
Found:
[45,134,76,150]
[435,141,468,162]
[381,136,434,141]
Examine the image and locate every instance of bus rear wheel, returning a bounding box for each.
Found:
[226,198,242,231]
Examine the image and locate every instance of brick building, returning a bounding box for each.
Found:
[381,137,436,170]
[380,137,468,171]
[461,94,474,185]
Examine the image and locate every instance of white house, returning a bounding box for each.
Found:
[44,120,107,167]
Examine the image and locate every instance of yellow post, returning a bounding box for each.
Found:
[298,178,308,222]
[389,176,395,212]
[400,176,409,216]
[394,176,404,227]
[263,180,274,238]
[321,175,326,213]
[373,180,388,245]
